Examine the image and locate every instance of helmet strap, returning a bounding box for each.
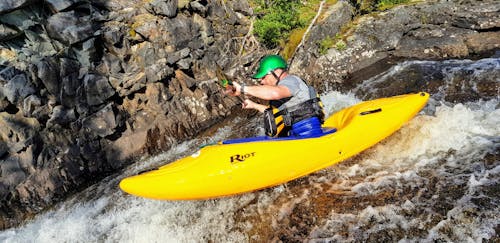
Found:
[270,69,286,84]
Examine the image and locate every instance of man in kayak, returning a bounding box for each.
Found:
[227,54,325,137]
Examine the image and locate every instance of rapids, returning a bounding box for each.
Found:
[1,57,498,242]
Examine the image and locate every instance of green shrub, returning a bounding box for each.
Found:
[319,36,335,55]
[335,40,347,51]
[253,0,304,48]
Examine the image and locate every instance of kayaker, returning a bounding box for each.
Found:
[227,55,325,137]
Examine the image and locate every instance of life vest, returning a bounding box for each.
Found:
[264,85,325,137]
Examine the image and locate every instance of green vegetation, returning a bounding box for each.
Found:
[318,33,347,54]
[251,0,339,58]
[376,0,410,10]
[319,36,335,55]
[350,0,411,13]
[250,0,409,56]
[252,0,304,49]
[335,39,347,51]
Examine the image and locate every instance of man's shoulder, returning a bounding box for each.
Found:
[281,75,304,84]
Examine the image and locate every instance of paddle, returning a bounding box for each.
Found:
[216,64,236,93]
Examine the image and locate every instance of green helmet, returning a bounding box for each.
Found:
[252,55,287,79]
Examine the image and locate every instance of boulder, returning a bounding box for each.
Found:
[2,73,35,105]
[46,11,96,45]
[148,0,178,18]
[0,24,19,41]
[83,74,115,106]
[0,112,40,153]
[36,58,60,97]
[59,58,81,108]
[45,0,82,12]
[46,105,76,127]
[0,0,35,14]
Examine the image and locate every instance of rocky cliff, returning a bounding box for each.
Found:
[0,0,498,229]
[0,0,265,229]
[290,0,499,98]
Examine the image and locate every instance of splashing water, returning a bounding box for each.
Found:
[1,58,498,242]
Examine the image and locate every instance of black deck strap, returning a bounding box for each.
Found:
[360,108,382,116]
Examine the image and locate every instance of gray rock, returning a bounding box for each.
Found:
[145,62,174,83]
[46,11,96,45]
[231,0,253,16]
[0,9,31,29]
[74,38,100,69]
[45,0,82,12]
[2,73,35,105]
[190,1,207,16]
[148,0,178,18]
[0,0,35,14]
[164,15,200,49]
[81,104,116,138]
[109,72,147,97]
[0,140,8,158]
[83,74,115,106]
[46,105,76,127]
[36,58,60,97]
[59,58,81,108]
[104,130,148,165]
[102,25,124,46]
[0,24,19,41]
[0,112,40,153]
[0,156,27,198]
[22,95,42,117]
[193,14,214,45]
[167,47,190,64]
[100,53,123,75]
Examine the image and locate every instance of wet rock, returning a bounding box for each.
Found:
[394,26,473,59]
[0,156,27,198]
[46,11,96,45]
[81,104,116,138]
[104,130,148,164]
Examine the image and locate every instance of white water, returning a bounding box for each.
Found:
[1,60,499,242]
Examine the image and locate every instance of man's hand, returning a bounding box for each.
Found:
[242,99,267,113]
[224,81,241,96]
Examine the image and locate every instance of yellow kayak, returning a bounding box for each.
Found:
[120,92,429,200]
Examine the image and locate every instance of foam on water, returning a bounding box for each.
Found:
[307,97,499,242]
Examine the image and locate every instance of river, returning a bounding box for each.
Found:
[1,57,499,242]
